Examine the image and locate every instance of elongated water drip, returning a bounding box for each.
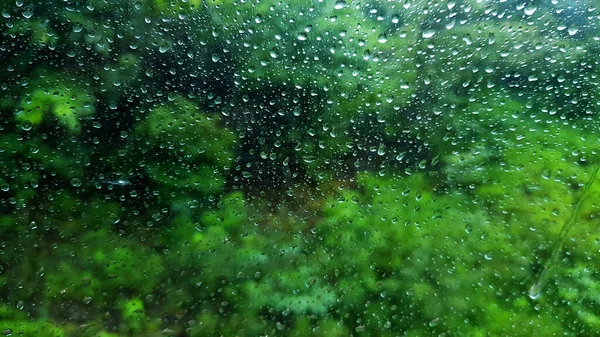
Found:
[529,165,600,299]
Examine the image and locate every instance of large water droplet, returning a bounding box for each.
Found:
[334,1,346,10]
[70,178,82,187]
[524,5,537,15]
[422,29,436,39]
[22,6,33,19]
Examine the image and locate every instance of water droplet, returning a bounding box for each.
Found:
[297,32,307,41]
[363,49,371,61]
[528,282,542,300]
[391,15,399,24]
[377,33,388,43]
[70,178,82,187]
[377,143,386,156]
[22,6,33,19]
[524,5,537,15]
[568,27,579,36]
[2,329,12,336]
[334,1,346,10]
[465,223,473,233]
[159,45,169,53]
[211,54,221,62]
[303,155,317,163]
[269,48,278,59]
[541,168,551,179]
[109,213,120,224]
[422,29,436,39]
[21,121,32,131]
[428,318,440,327]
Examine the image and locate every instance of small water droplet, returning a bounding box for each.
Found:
[21,121,32,131]
[109,213,120,224]
[422,29,436,39]
[297,32,307,41]
[541,168,551,179]
[22,6,33,19]
[334,1,346,10]
[377,33,388,43]
[568,27,579,36]
[70,178,82,187]
[377,143,386,156]
[303,155,317,163]
[524,5,537,15]
[528,282,542,300]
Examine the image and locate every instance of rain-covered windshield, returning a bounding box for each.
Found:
[2,0,600,336]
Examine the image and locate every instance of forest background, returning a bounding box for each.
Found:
[1,0,600,336]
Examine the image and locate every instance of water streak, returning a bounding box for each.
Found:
[529,165,600,299]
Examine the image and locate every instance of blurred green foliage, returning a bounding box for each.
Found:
[1,0,600,336]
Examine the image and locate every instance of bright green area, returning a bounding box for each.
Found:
[1,0,600,336]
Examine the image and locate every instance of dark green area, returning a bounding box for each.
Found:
[1,0,600,336]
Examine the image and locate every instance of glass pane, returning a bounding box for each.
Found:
[1,0,599,336]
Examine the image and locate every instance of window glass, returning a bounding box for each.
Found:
[1,0,599,336]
